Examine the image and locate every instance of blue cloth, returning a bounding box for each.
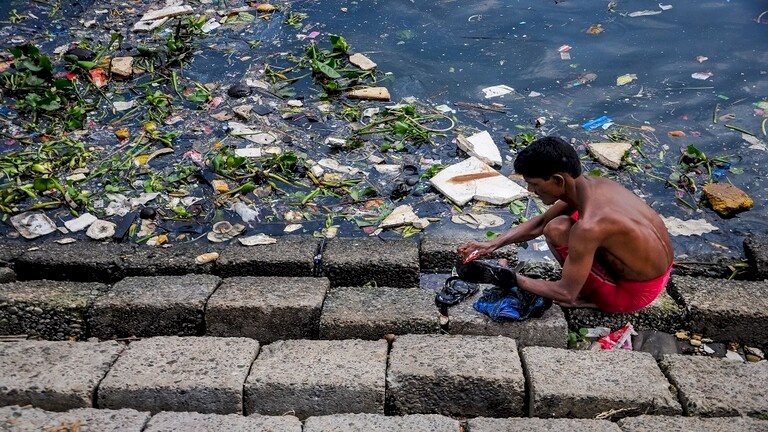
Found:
[473,286,552,322]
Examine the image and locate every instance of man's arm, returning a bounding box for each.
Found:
[457,200,572,257]
[516,223,600,304]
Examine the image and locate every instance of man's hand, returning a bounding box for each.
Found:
[457,241,496,259]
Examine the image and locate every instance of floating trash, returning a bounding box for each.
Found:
[11,212,57,239]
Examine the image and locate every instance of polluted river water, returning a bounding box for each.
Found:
[0,0,766,268]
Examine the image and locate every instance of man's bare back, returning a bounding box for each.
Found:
[572,176,673,281]
[457,136,674,313]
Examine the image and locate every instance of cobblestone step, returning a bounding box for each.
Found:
[2,335,767,421]
[2,237,767,348]
[0,276,566,346]
[668,275,768,346]
[2,236,768,427]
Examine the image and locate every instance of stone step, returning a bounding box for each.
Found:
[98,336,260,415]
[616,414,768,431]
[206,276,328,343]
[743,233,768,280]
[660,354,768,417]
[90,274,221,339]
[387,334,524,418]
[319,286,439,340]
[521,346,682,418]
[0,276,565,347]
[443,287,567,348]
[467,417,621,431]
[8,236,423,288]
[0,340,123,411]
[668,275,768,346]
[3,405,768,432]
[567,290,684,334]
[245,338,387,418]
[2,336,768,422]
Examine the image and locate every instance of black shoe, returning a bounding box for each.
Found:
[456,259,518,289]
[435,276,479,308]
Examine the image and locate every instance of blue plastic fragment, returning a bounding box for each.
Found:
[581,115,613,131]
[712,162,732,180]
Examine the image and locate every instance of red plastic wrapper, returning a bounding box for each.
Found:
[598,323,635,350]
[463,250,480,264]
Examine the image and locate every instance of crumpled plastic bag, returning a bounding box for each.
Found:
[598,323,637,350]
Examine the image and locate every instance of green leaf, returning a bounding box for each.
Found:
[39,99,61,111]
[579,328,589,337]
[393,121,410,135]
[313,60,341,79]
[485,231,498,240]
[25,75,46,87]
[329,34,350,53]
[33,176,59,192]
[77,60,97,70]
[53,79,74,90]
[21,60,43,72]
[685,144,705,160]
[508,199,525,215]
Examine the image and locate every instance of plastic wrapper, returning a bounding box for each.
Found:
[598,323,636,350]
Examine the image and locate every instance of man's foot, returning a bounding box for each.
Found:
[555,298,599,309]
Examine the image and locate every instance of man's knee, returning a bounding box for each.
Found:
[543,215,574,245]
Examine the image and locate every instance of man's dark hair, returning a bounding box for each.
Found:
[513,136,582,179]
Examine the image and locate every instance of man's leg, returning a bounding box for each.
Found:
[542,214,575,265]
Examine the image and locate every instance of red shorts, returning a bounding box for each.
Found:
[555,210,671,313]
[554,245,671,313]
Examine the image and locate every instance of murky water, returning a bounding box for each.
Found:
[1,0,766,260]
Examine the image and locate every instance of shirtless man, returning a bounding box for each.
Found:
[457,136,674,313]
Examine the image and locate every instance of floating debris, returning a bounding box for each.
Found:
[63,213,98,232]
[86,220,116,240]
[702,183,754,217]
[195,252,219,265]
[586,142,631,169]
[239,233,278,246]
[11,212,57,239]
[662,217,718,236]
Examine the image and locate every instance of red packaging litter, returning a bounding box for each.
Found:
[598,323,635,350]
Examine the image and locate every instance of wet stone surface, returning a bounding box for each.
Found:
[419,235,517,273]
[215,236,318,278]
[13,243,130,283]
[323,238,420,288]
[743,234,768,280]
[319,286,438,340]
[0,280,108,340]
[88,274,221,339]
[206,276,328,342]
